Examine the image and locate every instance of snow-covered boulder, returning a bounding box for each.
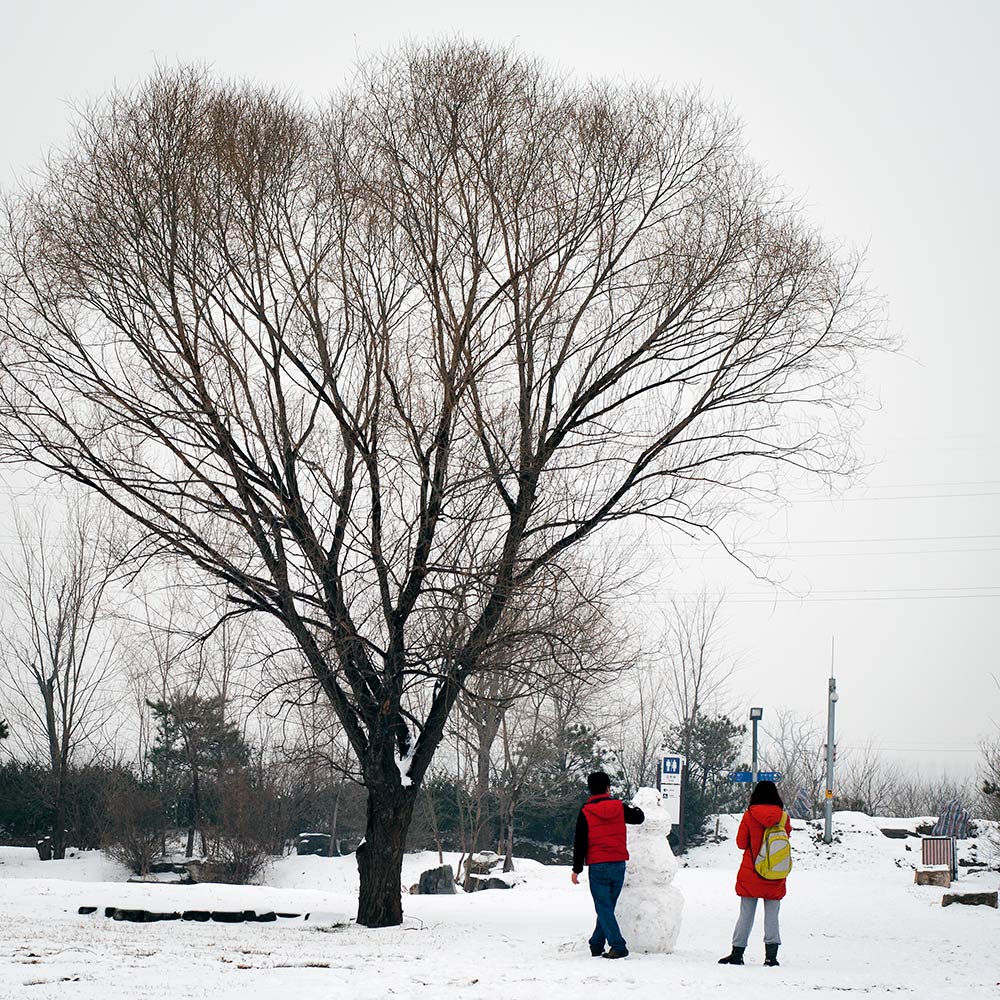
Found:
[616,786,684,953]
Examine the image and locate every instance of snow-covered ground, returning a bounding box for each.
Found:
[1,812,997,999]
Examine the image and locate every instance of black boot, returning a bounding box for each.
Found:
[718,946,745,965]
[764,943,780,967]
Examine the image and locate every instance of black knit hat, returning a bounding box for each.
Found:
[587,771,611,795]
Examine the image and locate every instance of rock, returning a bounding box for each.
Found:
[182,910,212,921]
[127,911,180,922]
[465,852,503,877]
[408,883,420,895]
[211,911,246,923]
[465,875,514,892]
[915,867,951,888]
[941,891,998,908]
[128,872,193,884]
[296,833,332,856]
[881,828,916,839]
[78,906,97,915]
[418,864,457,894]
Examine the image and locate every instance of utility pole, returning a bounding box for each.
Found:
[823,639,838,845]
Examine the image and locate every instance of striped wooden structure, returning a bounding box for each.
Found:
[921,836,957,877]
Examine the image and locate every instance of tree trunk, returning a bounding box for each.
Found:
[50,782,67,861]
[330,781,342,857]
[424,784,443,865]
[502,805,515,872]
[473,741,492,852]
[356,784,415,928]
[185,771,201,859]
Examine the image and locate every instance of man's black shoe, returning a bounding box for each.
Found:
[590,947,605,957]
[602,948,628,959]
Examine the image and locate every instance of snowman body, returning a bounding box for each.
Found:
[615,786,684,953]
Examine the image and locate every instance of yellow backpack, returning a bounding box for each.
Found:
[754,811,792,880]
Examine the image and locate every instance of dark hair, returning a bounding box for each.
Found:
[587,771,611,795]
[749,780,783,807]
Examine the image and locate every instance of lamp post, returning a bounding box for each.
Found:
[749,707,763,785]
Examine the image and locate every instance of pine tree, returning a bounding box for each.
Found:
[667,713,746,851]
[147,694,249,857]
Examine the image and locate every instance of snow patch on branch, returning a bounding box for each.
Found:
[396,750,414,787]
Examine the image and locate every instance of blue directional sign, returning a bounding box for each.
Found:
[758,771,782,782]
[728,771,752,782]
[727,770,782,783]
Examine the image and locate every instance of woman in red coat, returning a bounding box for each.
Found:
[718,780,791,967]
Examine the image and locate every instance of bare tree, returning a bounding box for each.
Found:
[607,655,672,796]
[277,696,361,855]
[494,691,553,871]
[762,709,827,816]
[663,593,736,740]
[0,503,124,858]
[884,771,979,819]
[0,47,881,924]
[838,740,903,816]
[122,576,265,855]
[451,555,630,864]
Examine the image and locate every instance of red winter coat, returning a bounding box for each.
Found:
[581,795,629,864]
[735,804,792,899]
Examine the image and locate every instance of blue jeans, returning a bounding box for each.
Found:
[587,861,627,953]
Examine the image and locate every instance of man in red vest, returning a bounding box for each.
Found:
[571,771,645,958]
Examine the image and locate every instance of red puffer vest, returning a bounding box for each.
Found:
[582,794,629,864]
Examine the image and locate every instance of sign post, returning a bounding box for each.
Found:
[728,770,781,783]
[659,750,685,828]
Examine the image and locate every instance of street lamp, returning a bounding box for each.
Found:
[749,707,763,784]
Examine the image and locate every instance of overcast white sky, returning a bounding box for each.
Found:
[1,0,997,779]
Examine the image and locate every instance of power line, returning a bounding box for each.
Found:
[657,593,1000,604]
[674,546,1000,560]
[793,479,1000,491]
[786,490,1000,504]
[662,584,1000,597]
[663,533,1000,547]
[839,480,1000,490]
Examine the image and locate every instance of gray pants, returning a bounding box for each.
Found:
[732,896,781,947]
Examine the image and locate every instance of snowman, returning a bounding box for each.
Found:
[615,786,684,953]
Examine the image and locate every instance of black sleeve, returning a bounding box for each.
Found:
[624,804,645,825]
[572,810,588,873]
